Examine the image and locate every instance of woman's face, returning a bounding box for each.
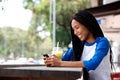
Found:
[71,19,89,41]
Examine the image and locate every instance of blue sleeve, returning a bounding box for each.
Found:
[83,38,110,71]
[62,48,73,61]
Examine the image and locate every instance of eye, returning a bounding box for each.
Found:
[75,26,79,29]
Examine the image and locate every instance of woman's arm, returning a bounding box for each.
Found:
[44,55,84,68]
[83,37,110,71]
[60,61,84,67]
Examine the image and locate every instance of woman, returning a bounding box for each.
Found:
[44,10,112,80]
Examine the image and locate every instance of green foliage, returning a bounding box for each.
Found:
[0,27,49,58]
[23,0,90,48]
[0,29,3,55]
[0,27,26,56]
[23,0,52,57]
[23,0,51,45]
[56,0,90,47]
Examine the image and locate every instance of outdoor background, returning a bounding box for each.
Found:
[0,0,119,65]
[0,0,90,64]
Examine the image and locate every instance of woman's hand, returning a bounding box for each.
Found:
[44,55,62,67]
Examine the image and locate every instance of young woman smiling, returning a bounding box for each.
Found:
[44,10,112,80]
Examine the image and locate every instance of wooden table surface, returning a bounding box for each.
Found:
[0,65,82,80]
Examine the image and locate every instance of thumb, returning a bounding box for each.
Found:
[52,54,58,58]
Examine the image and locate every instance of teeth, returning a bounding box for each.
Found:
[78,35,81,38]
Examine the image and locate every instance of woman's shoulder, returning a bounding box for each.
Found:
[96,37,110,48]
[96,37,109,43]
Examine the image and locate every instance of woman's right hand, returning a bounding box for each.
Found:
[43,55,62,67]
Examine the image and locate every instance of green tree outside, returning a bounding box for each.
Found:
[0,0,90,59]
[23,0,90,47]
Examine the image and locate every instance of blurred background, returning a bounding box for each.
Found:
[0,0,119,66]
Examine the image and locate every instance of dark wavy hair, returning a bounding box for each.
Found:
[70,10,112,80]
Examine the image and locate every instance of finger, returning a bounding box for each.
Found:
[45,60,53,67]
[43,57,51,61]
[44,57,52,60]
[51,54,56,57]
[45,58,56,66]
[51,54,58,58]
[44,58,52,64]
[43,57,47,60]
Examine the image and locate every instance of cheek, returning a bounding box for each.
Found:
[82,30,89,39]
[78,27,83,33]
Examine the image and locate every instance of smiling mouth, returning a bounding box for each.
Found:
[78,35,82,38]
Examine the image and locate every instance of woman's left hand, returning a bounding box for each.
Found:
[44,55,62,67]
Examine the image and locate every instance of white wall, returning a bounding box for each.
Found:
[103,0,119,4]
[98,14,120,60]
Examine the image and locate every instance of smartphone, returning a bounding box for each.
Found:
[43,54,49,57]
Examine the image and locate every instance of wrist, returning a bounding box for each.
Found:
[59,60,63,66]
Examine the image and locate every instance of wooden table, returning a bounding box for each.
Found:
[0,65,82,80]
